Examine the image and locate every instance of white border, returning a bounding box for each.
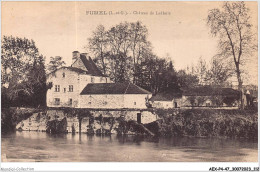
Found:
[0,0,259,171]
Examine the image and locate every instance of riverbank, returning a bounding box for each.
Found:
[151,109,258,139]
[1,107,44,133]
[1,107,258,139]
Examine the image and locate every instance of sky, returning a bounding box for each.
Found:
[1,1,258,85]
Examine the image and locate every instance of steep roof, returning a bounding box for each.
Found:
[183,86,240,96]
[79,54,106,77]
[149,91,182,101]
[80,83,151,95]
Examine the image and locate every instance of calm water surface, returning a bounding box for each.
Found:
[1,131,258,162]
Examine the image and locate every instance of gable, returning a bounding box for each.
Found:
[71,54,105,77]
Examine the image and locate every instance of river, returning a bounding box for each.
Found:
[1,131,258,162]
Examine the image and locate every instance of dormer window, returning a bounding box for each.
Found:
[62,72,65,78]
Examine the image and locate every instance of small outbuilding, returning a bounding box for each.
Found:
[80,82,152,109]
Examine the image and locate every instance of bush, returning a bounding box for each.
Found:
[156,109,258,139]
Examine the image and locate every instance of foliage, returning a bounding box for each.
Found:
[177,70,199,89]
[207,2,257,108]
[194,57,207,85]
[87,22,181,94]
[156,109,258,139]
[205,57,233,86]
[47,56,66,73]
[1,36,47,107]
[87,21,151,83]
[1,107,44,134]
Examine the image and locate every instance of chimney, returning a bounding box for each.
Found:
[81,53,88,57]
[72,51,80,62]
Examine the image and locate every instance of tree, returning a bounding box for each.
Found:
[129,21,150,83]
[47,56,66,73]
[207,2,256,108]
[2,36,39,87]
[87,21,151,83]
[194,57,207,85]
[1,36,47,107]
[87,25,109,75]
[177,70,199,89]
[205,57,232,86]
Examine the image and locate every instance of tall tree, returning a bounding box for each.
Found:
[207,2,256,108]
[47,56,66,73]
[177,70,199,89]
[205,57,232,86]
[129,21,150,83]
[195,57,207,85]
[1,36,47,107]
[87,25,109,75]
[87,21,151,83]
[2,36,39,87]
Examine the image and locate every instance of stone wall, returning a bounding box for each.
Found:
[47,69,81,108]
[47,68,109,108]
[124,94,150,109]
[80,95,125,109]
[16,109,158,134]
[152,101,174,109]
[182,95,240,107]
[80,94,149,109]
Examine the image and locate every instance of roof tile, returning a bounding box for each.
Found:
[80,83,151,95]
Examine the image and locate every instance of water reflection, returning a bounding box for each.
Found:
[1,131,258,162]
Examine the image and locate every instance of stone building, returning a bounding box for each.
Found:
[46,51,111,108]
[80,83,152,109]
[46,51,152,110]
[149,86,241,109]
[149,92,182,109]
[181,86,240,107]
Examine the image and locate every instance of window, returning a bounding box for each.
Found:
[69,85,73,92]
[88,102,91,105]
[91,77,95,83]
[206,103,211,107]
[55,85,60,92]
[69,98,72,106]
[54,98,60,105]
[100,77,103,82]
[64,88,66,93]
[62,72,65,78]
[134,102,136,105]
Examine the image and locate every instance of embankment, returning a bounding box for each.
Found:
[1,107,43,133]
[2,107,258,139]
[2,107,157,135]
[150,109,258,139]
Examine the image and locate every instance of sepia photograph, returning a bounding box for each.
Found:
[1,0,259,171]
